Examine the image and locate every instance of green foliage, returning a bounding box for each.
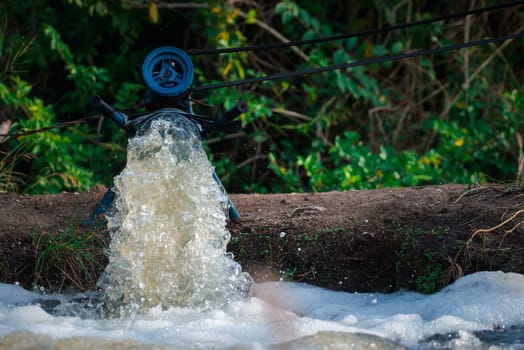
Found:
[44,24,110,99]
[394,225,448,293]
[415,252,445,294]
[31,219,107,291]
[1,0,523,194]
[0,76,98,193]
[0,142,30,193]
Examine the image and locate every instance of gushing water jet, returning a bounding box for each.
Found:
[87,46,253,316]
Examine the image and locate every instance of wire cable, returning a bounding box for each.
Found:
[187,1,524,56]
[0,116,100,139]
[3,27,522,137]
[190,31,524,93]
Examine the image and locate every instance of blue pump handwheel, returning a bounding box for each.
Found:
[142,46,194,97]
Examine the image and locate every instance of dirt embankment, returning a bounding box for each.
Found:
[1,184,523,293]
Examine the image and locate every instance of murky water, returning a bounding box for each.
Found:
[1,113,523,349]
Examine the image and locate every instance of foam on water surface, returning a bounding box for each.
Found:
[1,271,524,349]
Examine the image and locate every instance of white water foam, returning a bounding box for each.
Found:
[0,271,524,349]
[97,113,252,316]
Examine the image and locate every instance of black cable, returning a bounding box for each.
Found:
[187,1,524,56]
[190,31,524,93]
[0,116,100,139]
[0,110,228,139]
[4,28,523,137]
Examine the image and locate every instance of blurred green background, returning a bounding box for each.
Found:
[1,0,523,194]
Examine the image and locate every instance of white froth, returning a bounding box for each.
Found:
[0,271,523,349]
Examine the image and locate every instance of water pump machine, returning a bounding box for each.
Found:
[84,46,247,226]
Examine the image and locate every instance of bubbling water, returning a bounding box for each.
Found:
[97,113,253,316]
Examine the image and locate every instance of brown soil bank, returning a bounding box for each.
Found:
[1,184,523,294]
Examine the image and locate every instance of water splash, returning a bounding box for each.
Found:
[97,113,253,316]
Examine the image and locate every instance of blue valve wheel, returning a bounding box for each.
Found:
[142,46,194,97]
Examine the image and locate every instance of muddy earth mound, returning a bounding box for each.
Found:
[1,184,523,293]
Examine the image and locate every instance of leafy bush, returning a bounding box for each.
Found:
[1,0,523,194]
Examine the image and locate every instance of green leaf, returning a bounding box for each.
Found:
[275,2,287,14]
[282,11,294,24]
[336,72,346,93]
[333,49,349,64]
[345,37,358,51]
[245,9,256,24]
[371,44,389,56]
[252,130,267,143]
[391,41,404,54]
[302,29,315,40]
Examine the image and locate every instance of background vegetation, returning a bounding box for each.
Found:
[0,0,523,195]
